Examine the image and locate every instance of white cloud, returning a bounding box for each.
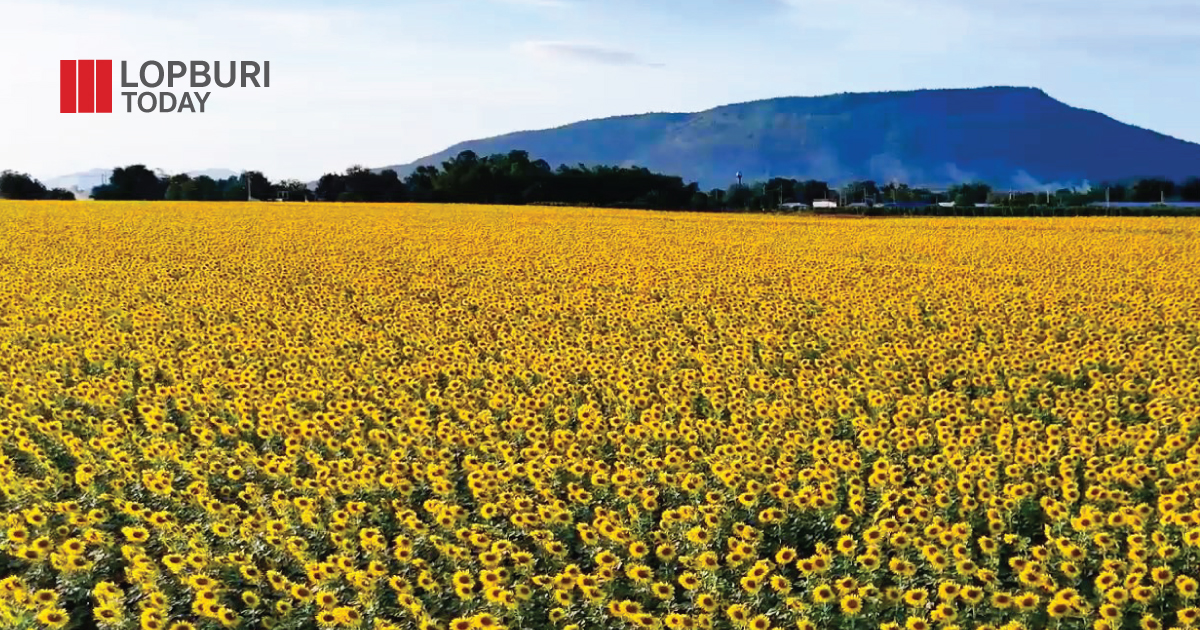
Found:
[516,41,662,67]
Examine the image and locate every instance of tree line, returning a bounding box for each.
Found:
[4,152,1200,214]
[315,151,704,209]
[0,171,76,200]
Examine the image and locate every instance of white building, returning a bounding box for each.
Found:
[813,200,838,209]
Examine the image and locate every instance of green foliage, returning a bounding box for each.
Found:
[0,170,74,200]
[91,165,168,200]
[1132,177,1176,202]
[947,183,992,206]
[1182,178,1200,202]
[35,155,1200,213]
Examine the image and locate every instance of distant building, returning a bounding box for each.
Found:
[780,202,809,210]
[813,200,838,209]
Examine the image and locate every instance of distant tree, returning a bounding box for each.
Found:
[316,173,347,202]
[844,180,880,204]
[164,174,195,200]
[340,166,373,202]
[243,171,273,200]
[706,188,725,209]
[725,184,754,211]
[222,180,248,201]
[798,180,832,204]
[1180,177,1200,202]
[91,165,167,200]
[191,175,220,201]
[881,182,934,205]
[1096,182,1128,203]
[276,179,312,201]
[1002,192,1039,207]
[948,182,993,206]
[1132,178,1175,202]
[763,178,798,208]
[313,166,408,202]
[404,166,440,202]
[376,170,407,202]
[0,170,51,199]
[44,188,76,200]
[910,188,934,204]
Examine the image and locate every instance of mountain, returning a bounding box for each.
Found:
[185,168,239,181]
[382,87,1200,189]
[45,168,239,193]
[43,168,111,193]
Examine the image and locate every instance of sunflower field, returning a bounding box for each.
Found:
[1,201,1199,630]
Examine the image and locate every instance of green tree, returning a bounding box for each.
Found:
[243,171,273,200]
[0,171,50,199]
[844,180,880,204]
[316,173,347,202]
[1132,178,1175,202]
[797,180,831,204]
[91,165,167,200]
[165,174,195,200]
[276,180,312,201]
[191,175,220,201]
[1179,178,1200,202]
[223,181,248,201]
[725,184,754,211]
[948,182,992,206]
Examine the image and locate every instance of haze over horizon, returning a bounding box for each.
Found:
[2,0,1198,182]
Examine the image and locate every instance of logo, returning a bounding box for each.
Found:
[59,60,270,113]
[60,60,113,113]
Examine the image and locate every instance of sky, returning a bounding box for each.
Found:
[1,0,1198,183]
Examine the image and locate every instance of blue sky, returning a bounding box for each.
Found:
[1,0,1197,182]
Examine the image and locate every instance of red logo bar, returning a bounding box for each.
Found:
[60,60,76,113]
[97,60,113,113]
[78,60,95,113]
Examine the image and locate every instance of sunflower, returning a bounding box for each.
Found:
[36,609,69,630]
[94,607,123,625]
[905,617,930,630]
[726,604,750,625]
[904,589,929,608]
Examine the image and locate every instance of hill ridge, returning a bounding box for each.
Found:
[381,86,1200,189]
